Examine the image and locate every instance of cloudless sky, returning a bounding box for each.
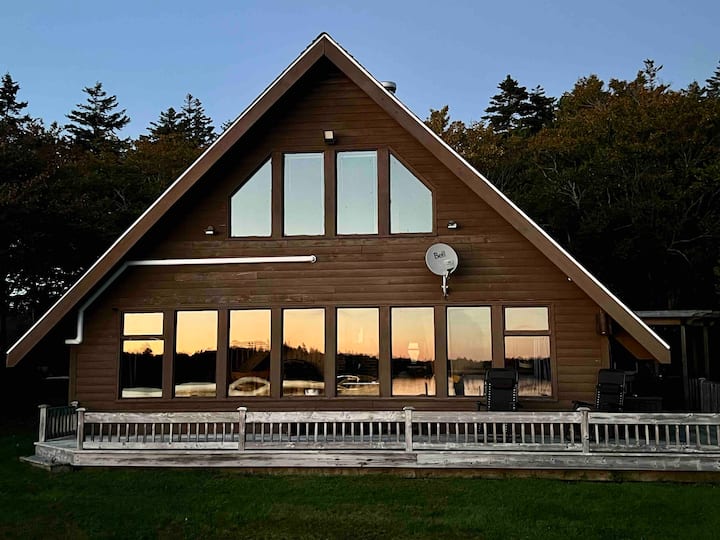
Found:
[2,0,718,138]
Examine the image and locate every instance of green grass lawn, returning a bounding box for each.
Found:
[2,430,720,540]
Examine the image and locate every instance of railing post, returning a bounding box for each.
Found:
[69,402,80,438]
[403,407,414,452]
[76,408,86,450]
[238,407,247,451]
[579,407,590,454]
[38,404,48,443]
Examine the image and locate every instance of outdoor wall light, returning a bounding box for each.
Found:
[323,130,336,145]
[204,226,216,236]
[447,220,458,229]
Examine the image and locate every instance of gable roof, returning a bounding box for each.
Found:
[6,33,670,366]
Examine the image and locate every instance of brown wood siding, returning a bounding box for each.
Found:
[73,59,605,411]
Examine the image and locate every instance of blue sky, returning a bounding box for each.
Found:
[2,0,718,138]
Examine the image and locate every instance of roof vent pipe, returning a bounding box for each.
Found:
[381,81,397,94]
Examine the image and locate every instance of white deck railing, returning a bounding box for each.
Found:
[38,403,79,443]
[588,412,720,452]
[60,407,720,455]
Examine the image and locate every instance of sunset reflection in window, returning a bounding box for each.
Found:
[447,307,492,397]
[391,307,435,396]
[120,313,164,399]
[337,308,379,396]
[228,310,271,397]
[504,307,552,397]
[282,308,325,396]
[174,311,217,398]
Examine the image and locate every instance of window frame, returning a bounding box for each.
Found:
[502,304,557,400]
[115,303,557,402]
[388,150,436,236]
[173,309,219,399]
[227,308,272,398]
[281,307,327,398]
[389,305,437,397]
[335,306,381,398]
[445,305,493,398]
[227,147,437,240]
[228,156,273,239]
[282,152,326,237]
[335,149,380,236]
[118,312,165,400]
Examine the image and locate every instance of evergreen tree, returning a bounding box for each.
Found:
[640,59,664,90]
[0,73,31,130]
[482,75,530,133]
[179,94,215,147]
[426,106,451,136]
[522,86,555,133]
[706,61,720,98]
[0,73,47,191]
[220,117,236,133]
[66,82,130,151]
[148,107,184,139]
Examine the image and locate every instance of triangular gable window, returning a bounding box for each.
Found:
[390,155,432,233]
[230,159,272,237]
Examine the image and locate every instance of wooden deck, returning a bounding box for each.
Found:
[26,406,720,472]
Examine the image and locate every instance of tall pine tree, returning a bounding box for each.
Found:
[0,73,31,132]
[148,107,184,140]
[522,86,555,134]
[179,94,215,147]
[706,61,720,98]
[66,82,130,151]
[482,75,530,133]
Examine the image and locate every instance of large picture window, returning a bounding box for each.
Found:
[391,307,435,396]
[230,159,272,237]
[282,308,325,396]
[336,308,380,396]
[503,307,552,397]
[390,155,432,234]
[174,311,218,398]
[120,313,164,398]
[447,307,492,397]
[284,153,324,236]
[336,151,378,235]
[228,309,271,397]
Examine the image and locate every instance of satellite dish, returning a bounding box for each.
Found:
[425,243,459,297]
[425,243,459,275]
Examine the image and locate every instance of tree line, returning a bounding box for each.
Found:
[1,59,720,355]
[0,76,219,353]
[427,60,720,313]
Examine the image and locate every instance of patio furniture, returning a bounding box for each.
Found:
[574,369,627,412]
[478,368,519,411]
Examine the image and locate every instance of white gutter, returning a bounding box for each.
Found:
[64,255,316,345]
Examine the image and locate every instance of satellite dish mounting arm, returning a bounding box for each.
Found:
[442,270,450,298]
